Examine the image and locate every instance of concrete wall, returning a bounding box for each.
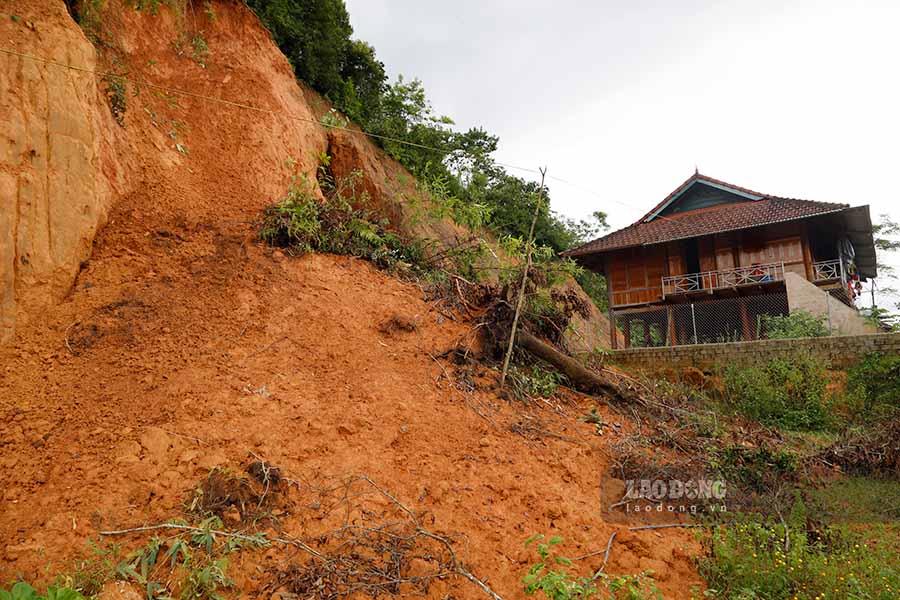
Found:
[612,332,900,371]
[784,272,877,336]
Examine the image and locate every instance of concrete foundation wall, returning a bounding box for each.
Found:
[784,272,877,335]
[612,331,900,371]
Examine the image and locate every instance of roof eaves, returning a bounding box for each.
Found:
[638,205,852,248]
[564,204,853,257]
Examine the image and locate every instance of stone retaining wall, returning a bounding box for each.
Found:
[612,332,900,371]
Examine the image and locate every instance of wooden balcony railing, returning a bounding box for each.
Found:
[661,262,785,297]
[812,259,843,282]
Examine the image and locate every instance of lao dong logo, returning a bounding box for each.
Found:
[622,479,728,514]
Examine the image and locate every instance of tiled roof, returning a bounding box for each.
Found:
[564,176,849,256]
[637,172,769,222]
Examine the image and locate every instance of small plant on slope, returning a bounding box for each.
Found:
[522,535,661,600]
[258,170,428,274]
[847,352,900,420]
[0,584,84,600]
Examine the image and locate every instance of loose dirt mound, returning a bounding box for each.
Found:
[0,1,701,597]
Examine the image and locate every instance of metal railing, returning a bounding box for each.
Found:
[661,262,785,297]
[812,259,843,282]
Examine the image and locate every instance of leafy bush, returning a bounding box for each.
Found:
[102,73,127,126]
[70,0,105,42]
[847,353,900,419]
[860,306,900,331]
[128,0,166,14]
[722,354,834,430]
[575,270,608,312]
[258,172,426,274]
[522,535,661,600]
[699,516,900,599]
[0,584,83,600]
[761,310,831,339]
[508,364,566,400]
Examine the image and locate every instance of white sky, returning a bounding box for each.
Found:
[344,0,900,305]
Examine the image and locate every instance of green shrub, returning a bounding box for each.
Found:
[699,516,900,599]
[258,172,426,274]
[761,310,831,339]
[127,0,166,15]
[847,353,900,419]
[0,584,83,600]
[722,354,834,430]
[103,73,127,126]
[522,535,661,600]
[508,364,566,400]
[73,0,105,42]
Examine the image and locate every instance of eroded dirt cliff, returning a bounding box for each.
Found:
[0,2,115,342]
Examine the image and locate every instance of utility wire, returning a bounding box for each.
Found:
[0,46,695,239]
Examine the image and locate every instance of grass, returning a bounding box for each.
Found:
[699,515,900,600]
[808,477,900,523]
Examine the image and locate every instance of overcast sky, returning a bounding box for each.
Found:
[344,0,900,304]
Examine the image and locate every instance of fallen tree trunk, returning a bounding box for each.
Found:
[516,331,628,399]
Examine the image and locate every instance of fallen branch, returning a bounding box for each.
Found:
[102,475,505,600]
[99,522,326,559]
[628,523,702,531]
[576,523,703,577]
[64,321,79,356]
[594,531,618,578]
[517,331,631,399]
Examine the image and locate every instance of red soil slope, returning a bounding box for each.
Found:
[0,1,701,597]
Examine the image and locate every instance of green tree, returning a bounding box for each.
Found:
[246,0,352,93]
[247,0,614,311]
[245,0,386,126]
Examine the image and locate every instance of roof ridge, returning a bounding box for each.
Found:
[637,172,771,223]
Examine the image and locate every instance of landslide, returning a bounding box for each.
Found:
[0,1,700,597]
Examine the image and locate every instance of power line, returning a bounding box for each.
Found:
[0,46,693,239]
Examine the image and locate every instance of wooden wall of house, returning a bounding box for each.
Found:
[605,221,812,308]
[606,246,667,307]
[737,222,807,278]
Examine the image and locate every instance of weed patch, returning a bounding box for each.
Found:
[259,170,427,276]
[72,0,105,42]
[699,514,900,599]
[721,353,834,431]
[808,476,900,523]
[522,535,661,599]
[102,73,127,126]
[761,309,831,339]
[0,583,84,600]
[847,353,900,421]
[507,363,566,401]
[712,445,797,492]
